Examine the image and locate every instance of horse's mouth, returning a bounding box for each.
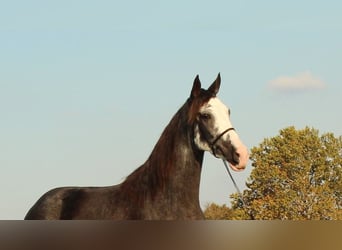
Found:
[216,154,244,172]
[228,162,245,172]
[219,147,247,172]
[214,141,248,172]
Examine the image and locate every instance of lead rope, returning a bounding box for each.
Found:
[221,159,255,220]
[221,159,245,206]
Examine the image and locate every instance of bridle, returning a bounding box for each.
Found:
[208,127,235,157]
[197,125,254,218]
[209,127,254,219]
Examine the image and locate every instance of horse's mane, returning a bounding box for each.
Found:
[119,101,190,202]
[119,91,213,208]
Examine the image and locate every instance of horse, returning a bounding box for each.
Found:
[24,74,249,220]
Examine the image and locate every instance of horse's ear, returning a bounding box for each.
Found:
[190,75,201,98]
[208,73,221,96]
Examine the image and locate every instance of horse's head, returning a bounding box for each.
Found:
[188,74,249,171]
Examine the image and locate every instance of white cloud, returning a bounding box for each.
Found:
[269,71,326,92]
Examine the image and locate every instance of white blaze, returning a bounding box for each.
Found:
[196,97,249,171]
[201,98,232,137]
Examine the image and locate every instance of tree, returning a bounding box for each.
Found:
[204,203,233,220]
[205,127,342,220]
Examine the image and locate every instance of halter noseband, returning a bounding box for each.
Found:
[209,127,235,157]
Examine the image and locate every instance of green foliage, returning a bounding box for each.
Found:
[204,126,342,220]
[204,203,233,220]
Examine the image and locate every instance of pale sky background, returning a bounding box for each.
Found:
[1,0,341,219]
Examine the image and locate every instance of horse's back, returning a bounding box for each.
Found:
[25,185,122,220]
[25,184,205,220]
[25,187,99,220]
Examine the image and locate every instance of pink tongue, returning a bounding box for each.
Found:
[229,163,245,172]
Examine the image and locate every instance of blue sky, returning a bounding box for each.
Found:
[1,0,341,219]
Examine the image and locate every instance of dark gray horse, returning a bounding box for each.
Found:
[25,74,248,220]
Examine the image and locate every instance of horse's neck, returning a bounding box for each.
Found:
[121,105,204,205]
[157,124,204,195]
[147,107,204,199]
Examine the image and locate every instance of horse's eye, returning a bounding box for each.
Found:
[199,113,211,120]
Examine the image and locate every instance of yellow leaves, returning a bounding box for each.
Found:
[204,126,342,220]
[204,203,233,220]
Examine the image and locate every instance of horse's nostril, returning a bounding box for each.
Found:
[233,151,240,164]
